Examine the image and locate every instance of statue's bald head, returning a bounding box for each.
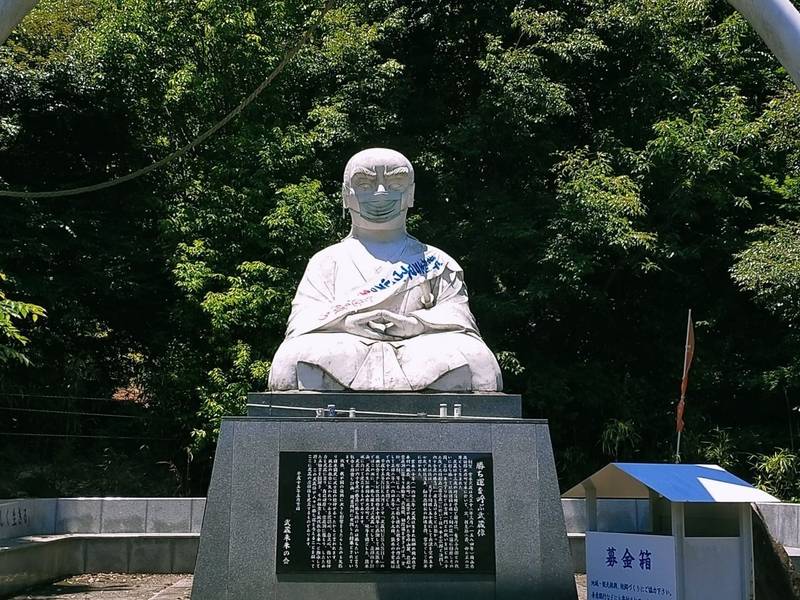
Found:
[343,148,415,185]
[342,148,416,231]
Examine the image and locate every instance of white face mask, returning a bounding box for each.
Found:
[355,190,404,223]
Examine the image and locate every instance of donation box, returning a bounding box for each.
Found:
[563,463,779,600]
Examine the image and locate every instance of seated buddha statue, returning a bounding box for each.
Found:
[268,148,502,392]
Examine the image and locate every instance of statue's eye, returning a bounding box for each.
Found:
[386,175,408,191]
[352,176,374,191]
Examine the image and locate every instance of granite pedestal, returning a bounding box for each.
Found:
[193,415,577,600]
[247,391,522,418]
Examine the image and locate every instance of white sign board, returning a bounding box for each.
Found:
[586,531,677,600]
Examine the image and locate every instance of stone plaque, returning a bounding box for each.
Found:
[276,452,495,574]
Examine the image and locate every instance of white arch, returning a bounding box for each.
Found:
[727,0,800,88]
[0,0,38,45]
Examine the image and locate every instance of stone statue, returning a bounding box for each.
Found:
[268,148,502,392]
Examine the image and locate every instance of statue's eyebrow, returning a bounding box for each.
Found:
[351,166,377,177]
[384,166,410,177]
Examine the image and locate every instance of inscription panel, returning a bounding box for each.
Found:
[0,503,31,530]
[276,452,495,574]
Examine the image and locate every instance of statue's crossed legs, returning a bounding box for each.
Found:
[269,331,501,392]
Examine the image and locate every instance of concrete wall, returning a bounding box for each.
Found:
[0,498,205,597]
[3,496,795,541]
[0,534,200,595]
[756,502,800,549]
[0,497,205,539]
[1,496,797,583]
[0,499,56,539]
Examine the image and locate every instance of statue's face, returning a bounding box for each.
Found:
[343,148,415,231]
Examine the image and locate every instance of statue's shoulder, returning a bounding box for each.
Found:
[308,240,348,263]
[412,238,463,272]
[303,241,348,277]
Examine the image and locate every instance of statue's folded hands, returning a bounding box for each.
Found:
[321,309,425,340]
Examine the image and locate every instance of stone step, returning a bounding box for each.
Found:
[0,533,198,597]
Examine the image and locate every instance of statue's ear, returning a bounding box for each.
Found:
[406,183,415,208]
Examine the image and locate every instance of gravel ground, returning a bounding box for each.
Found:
[9,573,586,599]
[576,573,587,599]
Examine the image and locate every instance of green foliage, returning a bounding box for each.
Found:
[700,427,739,471]
[4,0,800,494]
[752,448,800,502]
[544,151,656,292]
[732,222,800,324]
[600,418,641,461]
[0,443,187,498]
[0,272,45,365]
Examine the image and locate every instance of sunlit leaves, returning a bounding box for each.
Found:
[0,272,46,365]
[511,7,606,65]
[543,150,656,291]
[478,34,573,135]
[732,222,800,324]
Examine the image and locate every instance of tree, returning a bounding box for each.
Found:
[3,0,800,494]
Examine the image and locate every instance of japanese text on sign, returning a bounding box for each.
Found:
[276,452,495,574]
[587,532,676,600]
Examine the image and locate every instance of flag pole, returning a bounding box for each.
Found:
[675,309,694,463]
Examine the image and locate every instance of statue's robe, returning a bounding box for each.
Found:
[268,236,502,391]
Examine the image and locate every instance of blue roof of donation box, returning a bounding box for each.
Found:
[562,463,779,503]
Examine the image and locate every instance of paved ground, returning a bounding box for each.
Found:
[10,574,191,600]
[10,573,587,599]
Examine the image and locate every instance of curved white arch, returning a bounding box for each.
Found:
[727,0,800,88]
[0,0,38,45]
